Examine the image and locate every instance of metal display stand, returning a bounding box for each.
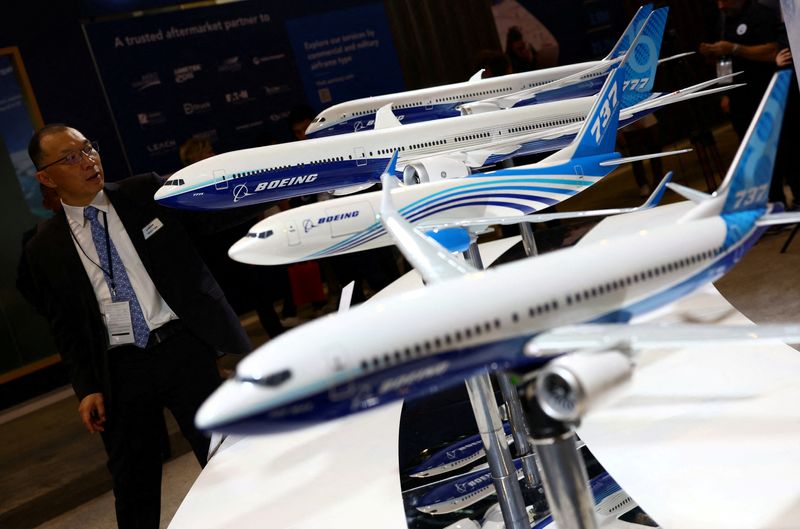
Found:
[523,386,600,529]
[462,241,529,529]
[465,373,530,529]
[520,224,538,257]
[460,236,598,529]
[497,373,541,490]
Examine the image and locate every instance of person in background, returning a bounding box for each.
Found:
[473,49,513,78]
[771,45,800,207]
[506,26,539,73]
[178,136,284,339]
[699,0,779,139]
[17,125,252,529]
[618,114,664,197]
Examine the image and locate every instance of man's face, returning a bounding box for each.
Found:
[36,128,104,207]
[717,0,746,15]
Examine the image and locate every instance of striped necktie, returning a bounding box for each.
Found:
[84,206,150,348]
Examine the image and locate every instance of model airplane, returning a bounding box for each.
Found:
[412,468,652,527]
[414,459,526,515]
[408,423,515,478]
[155,13,731,211]
[305,5,658,138]
[195,70,800,436]
[228,65,681,266]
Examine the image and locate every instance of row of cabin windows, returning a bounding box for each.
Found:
[360,318,504,371]
[347,85,521,118]
[455,131,491,142]
[508,116,580,135]
[235,111,573,175]
[564,248,721,306]
[609,497,633,513]
[434,86,514,103]
[358,247,724,373]
[525,80,551,89]
[580,71,604,81]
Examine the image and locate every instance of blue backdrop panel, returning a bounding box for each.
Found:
[0,55,43,217]
[84,1,404,177]
[285,2,405,109]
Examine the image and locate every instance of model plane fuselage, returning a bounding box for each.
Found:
[197,203,764,434]
[155,95,607,211]
[306,62,606,138]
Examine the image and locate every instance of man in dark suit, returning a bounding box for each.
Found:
[17,125,252,529]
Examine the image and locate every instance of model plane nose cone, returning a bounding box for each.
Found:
[228,234,283,265]
[228,236,260,264]
[153,185,170,202]
[195,378,276,433]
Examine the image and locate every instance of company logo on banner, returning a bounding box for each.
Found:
[84,1,402,176]
[137,111,166,128]
[174,64,202,83]
[182,101,212,115]
[218,56,242,73]
[146,139,177,155]
[263,84,291,96]
[234,120,264,132]
[253,54,285,65]
[224,89,253,104]
[132,72,161,91]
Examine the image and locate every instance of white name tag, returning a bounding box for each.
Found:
[103,301,136,346]
[142,218,164,240]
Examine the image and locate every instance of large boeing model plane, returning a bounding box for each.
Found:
[305,5,656,138]
[228,66,680,265]
[155,12,732,211]
[195,70,800,436]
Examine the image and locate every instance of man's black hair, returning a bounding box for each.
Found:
[28,124,70,170]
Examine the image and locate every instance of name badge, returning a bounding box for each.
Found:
[103,301,136,346]
[142,218,164,240]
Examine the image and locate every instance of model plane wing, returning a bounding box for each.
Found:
[379,152,478,284]
[525,323,800,356]
[756,211,800,226]
[416,172,672,231]
[459,58,622,113]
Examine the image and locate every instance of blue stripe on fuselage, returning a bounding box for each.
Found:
[156,158,391,210]
[215,211,768,435]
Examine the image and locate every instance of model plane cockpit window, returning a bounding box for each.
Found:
[163,179,185,186]
[246,230,274,239]
[238,369,291,387]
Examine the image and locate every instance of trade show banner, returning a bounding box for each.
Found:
[285,2,405,108]
[83,0,404,176]
[0,51,44,218]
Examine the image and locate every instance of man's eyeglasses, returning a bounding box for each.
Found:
[38,141,99,171]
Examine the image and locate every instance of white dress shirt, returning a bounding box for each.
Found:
[62,191,177,332]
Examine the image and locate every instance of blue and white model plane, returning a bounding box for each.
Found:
[414,458,526,515]
[195,70,800,436]
[229,66,682,265]
[305,5,659,138]
[409,423,515,478]
[155,13,731,211]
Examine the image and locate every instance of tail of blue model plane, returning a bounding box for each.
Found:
[681,70,790,225]
[542,57,623,165]
[605,4,653,60]
[717,70,790,215]
[619,8,668,108]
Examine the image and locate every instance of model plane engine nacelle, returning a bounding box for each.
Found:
[402,157,471,185]
[458,101,503,116]
[533,351,633,424]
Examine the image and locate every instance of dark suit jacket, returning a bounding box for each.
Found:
[17,174,252,402]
